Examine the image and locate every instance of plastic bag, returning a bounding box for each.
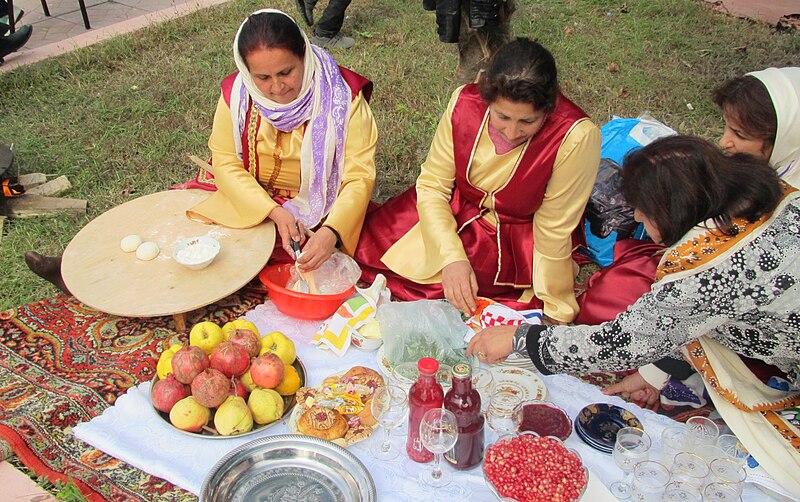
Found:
[600,112,677,165]
[585,158,638,239]
[287,252,361,294]
[377,300,471,368]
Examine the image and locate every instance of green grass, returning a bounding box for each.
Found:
[0,0,798,309]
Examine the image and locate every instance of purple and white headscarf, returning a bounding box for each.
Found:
[230,8,351,228]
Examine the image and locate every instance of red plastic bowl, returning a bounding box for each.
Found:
[258,263,356,320]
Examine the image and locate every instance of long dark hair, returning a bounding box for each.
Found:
[622,136,783,247]
[237,12,306,63]
[712,75,777,148]
[478,38,559,112]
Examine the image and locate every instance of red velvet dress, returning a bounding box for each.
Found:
[355,85,589,310]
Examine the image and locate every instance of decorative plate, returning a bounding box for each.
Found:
[575,403,642,452]
[489,366,547,402]
[149,358,305,439]
[287,369,382,447]
[200,433,376,502]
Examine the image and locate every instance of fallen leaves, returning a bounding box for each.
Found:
[608,62,620,73]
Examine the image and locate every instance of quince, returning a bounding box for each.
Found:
[189,322,224,355]
[169,396,211,432]
[259,331,296,365]
[156,344,184,380]
[274,365,302,396]
[222,319,259,340]
[214,396,254,436]
[240,368,257,392]
[248,388,285,425]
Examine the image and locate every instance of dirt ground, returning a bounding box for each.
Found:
[702,0,800,29]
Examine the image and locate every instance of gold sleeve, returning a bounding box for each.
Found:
[322,91,378,254]
[531,119,601,322]
[415,87,469,266]
[186,95,279,228]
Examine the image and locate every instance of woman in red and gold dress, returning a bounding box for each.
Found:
[355,38,601,323]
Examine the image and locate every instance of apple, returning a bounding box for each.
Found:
[250,352,285,389]
[189,321,224,355]
[259,331,296,365]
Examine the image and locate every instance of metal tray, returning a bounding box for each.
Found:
[150,357,306,439]
[200,434,377,502]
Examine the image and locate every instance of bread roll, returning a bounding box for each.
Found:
[297,406,348,441]
[342,366,384,390]
[345,424,374,444]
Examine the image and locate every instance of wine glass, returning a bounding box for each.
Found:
[486,390,522,439]
[704,482,743,501]
[663,481,703,502]
[686,416,719,446]
[671,452,710,489]
[610,427,651,499]
[716,434,749,466]
[419,408,458,487]
[659,425,690,469]
[471,367,494,415]
[370,385,408,460]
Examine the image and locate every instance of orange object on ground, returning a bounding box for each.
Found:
[258,263,355,320]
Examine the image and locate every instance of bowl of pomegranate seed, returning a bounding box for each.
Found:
[483,432,588,502]
[518,401,572,442]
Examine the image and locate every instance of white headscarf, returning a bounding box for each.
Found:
[748,67,800,188]
[229,9,352,228]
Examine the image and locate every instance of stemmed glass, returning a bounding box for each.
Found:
[630,460,670,502]
[370,385,408,460]
[419,408,458,487]
[610,427,652,499]
[686,416,719,446]
[486,390,522,439]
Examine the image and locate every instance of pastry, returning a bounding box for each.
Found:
[295,387,317,410]
[342,365,384,390]
[297,406,348,441]
[350,396,377,426]
[344,423,373,444]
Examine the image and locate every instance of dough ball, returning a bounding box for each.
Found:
[120,234,142,253]
[136,241,160,261]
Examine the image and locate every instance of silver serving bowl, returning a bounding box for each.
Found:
[200,434,377,502]
[484,431,589,502]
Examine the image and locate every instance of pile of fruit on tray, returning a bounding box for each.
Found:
[151,319,302,436]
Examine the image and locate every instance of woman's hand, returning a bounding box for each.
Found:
[442,260,479,315]
[466,325,515,365]
[268,207,305,256]
[603,371,660,409]
[296,226,337,272]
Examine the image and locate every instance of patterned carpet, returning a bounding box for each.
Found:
[0,282,266,501]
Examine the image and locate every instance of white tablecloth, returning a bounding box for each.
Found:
[73,301,793,501]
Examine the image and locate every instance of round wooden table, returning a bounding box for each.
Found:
[62,190,275,331]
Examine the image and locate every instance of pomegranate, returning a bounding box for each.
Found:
[229,377,249,399]
[249,352,285,389]
[228,329,260,358]
[484,434,586,502]
[171,346,209,384]
[151,374,190,413]
[191,368,230,408]
[210,341,251,378]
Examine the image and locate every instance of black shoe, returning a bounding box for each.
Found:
[295,0,314,26]
[0,24,33,61]
[0,7,24,36]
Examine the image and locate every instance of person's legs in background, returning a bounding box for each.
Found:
[308,0,354,49]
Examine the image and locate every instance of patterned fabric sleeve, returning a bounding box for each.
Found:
[526,276,725,375]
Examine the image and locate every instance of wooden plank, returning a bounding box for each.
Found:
[25,175,72,196]
[7,195,86,218]
[188,155,215,175]
[17,173,47,188]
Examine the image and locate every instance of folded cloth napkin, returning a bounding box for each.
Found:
[312,274,390,356]
[463,301,542,362]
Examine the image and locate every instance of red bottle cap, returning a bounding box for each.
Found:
[418,357,439,375]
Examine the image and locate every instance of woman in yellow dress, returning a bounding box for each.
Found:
[354,38,600,322]
[186,8,377,271]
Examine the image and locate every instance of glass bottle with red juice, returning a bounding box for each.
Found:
[443,363,484,470]
[406,357,444,463]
